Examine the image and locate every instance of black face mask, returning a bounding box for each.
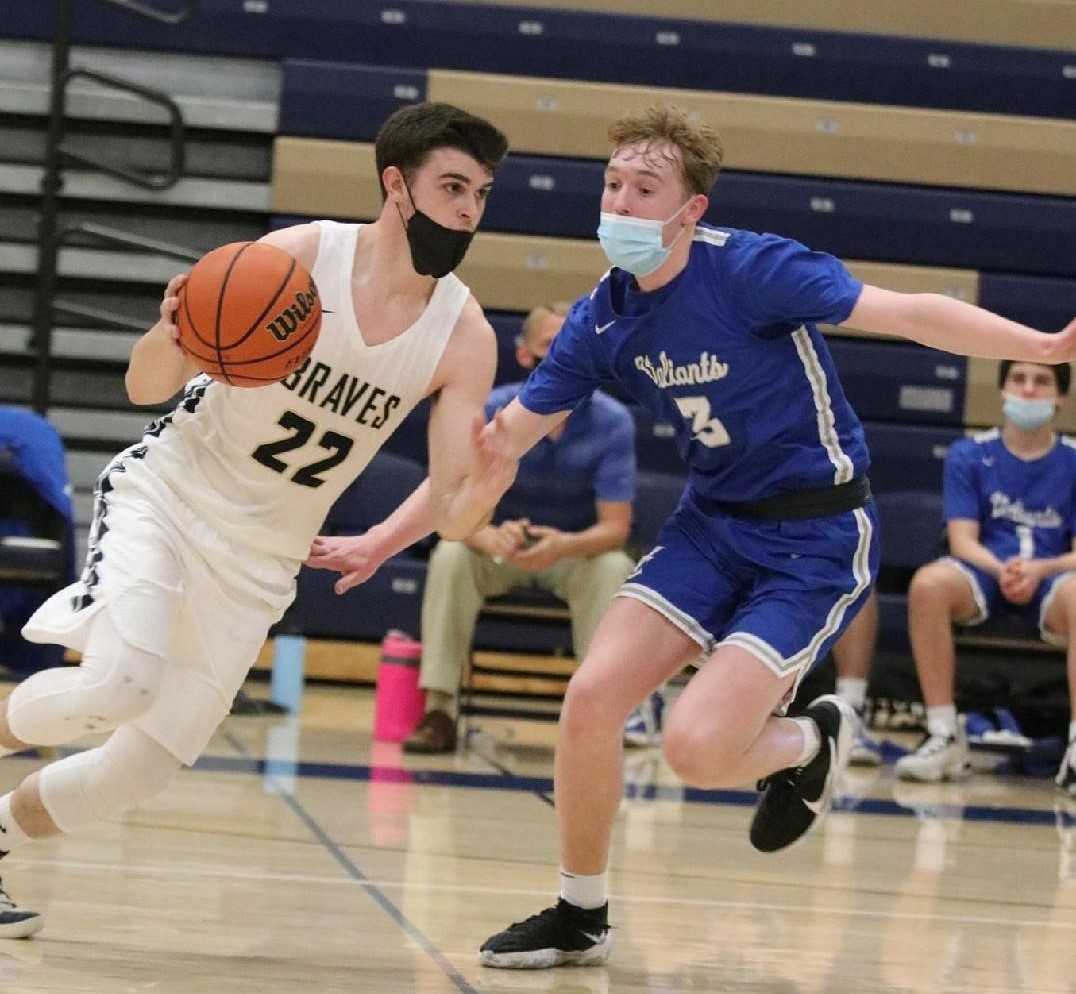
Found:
[398,182,476,278]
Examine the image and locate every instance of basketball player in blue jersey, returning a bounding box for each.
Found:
[897,360,1076,789]
[0,103,514,937]
[467,106,1076,969]
[310,104,1076,969]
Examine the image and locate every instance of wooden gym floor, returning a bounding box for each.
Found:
[0,677,1071,994]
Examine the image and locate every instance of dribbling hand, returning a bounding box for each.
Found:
[156,273,189,352]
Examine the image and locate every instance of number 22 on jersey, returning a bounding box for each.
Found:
[251,410,354,488]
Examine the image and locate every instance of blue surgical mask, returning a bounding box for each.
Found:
[597,199,692,277]
[1002,394,1056,430]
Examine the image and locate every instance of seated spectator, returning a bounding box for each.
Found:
[896,361,1076,791]
[405,304,637,753]
[0,408,75,675]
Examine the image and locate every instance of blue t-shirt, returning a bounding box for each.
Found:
[944,429,1076,561]
[519,226,867,503]
[486,382,635,533]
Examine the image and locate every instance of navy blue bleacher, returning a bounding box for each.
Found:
[980,274,1076,334]
[13,2,1074,119]
[280,61,427,142]
[712,175,1076,279]
[827,339,966,427]
[861,422,960,495]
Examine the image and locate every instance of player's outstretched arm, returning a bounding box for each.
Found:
[844,285,1076,362]
[306,399,565,592]
[422,301,552,540]
[305,480,438,595]
[126,273,201,405]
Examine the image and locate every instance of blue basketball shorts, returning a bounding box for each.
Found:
[943,556,1076,647]
[617,491,879,683]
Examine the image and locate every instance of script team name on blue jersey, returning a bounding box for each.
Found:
[944,429,1076,560]
[519,225,868,504]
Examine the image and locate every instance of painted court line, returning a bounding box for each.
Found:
[12,854,1075,932]
[220,730,480,994]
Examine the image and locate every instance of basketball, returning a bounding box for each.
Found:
[176,241,322,387]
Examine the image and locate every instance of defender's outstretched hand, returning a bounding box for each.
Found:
[305,533,389,595]
[1047,317,1076,364]
[465,409,518,511]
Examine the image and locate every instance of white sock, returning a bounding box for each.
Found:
[790,717,821,767]
[1068,719,1076,745]
[0,793,31,852]
[926,704,958,739]
[559,869,607,910]
[836,677,867,713]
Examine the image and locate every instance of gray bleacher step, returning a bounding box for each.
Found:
[1,241,222,283]
[0,324,139,361]
[1,121,272,181]
[0,164,270,211]
[0,41,280,133]
[48,406,148,447]
[67,449,114,490]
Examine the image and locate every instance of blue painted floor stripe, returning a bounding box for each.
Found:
[187,752,1076,829]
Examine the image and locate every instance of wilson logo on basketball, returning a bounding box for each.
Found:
[266,282,320,342]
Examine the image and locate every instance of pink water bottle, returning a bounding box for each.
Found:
[374,630,425,742]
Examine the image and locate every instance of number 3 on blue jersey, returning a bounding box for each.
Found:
[674,395,730,448]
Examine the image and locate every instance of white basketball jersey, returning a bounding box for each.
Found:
[117,220,469,559]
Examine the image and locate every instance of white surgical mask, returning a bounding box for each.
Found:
[1002,394,1056,430]
[596,199,693,277]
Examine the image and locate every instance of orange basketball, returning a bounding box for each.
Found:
[176,241,322,387]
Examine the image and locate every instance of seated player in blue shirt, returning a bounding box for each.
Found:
[896,360,1076,788]
[309,105,1076,969]
[403,303,636,753]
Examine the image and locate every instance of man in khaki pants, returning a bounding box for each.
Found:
[406,303,637,752]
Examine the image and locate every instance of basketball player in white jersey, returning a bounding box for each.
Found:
[0,102,511,936]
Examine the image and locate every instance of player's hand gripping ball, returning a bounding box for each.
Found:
[176,241,322,386]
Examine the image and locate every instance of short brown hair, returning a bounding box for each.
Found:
[998,359,1071,395]
[374,102,509,199]
[519,301,571,347]
[608,105,723,195]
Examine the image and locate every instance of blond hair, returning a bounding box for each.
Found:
[520,301,571,347]
[608,105,723,195]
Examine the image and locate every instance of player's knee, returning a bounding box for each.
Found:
[908,563,954,602]
[77,643,166,732]
[7,639,165,746]
[560,670,622,737]
[662,719,718,785]
[92,729,180,816]
[40,726,181,833]
[663,708,748,787]
[1055,578,1076,618]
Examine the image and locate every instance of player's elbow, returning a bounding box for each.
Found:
[125,368,175,407]
[125,370,154,406]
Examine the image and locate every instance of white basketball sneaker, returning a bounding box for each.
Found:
[896,723,972,782]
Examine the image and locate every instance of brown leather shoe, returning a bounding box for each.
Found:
[403,709,458,754]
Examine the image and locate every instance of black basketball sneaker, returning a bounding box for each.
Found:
[0,874,43,938]
[479,898,612,968]
[749,694,856,853]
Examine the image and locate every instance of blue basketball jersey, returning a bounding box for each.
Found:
[944,429,1076,561]
[519,226,867,503]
